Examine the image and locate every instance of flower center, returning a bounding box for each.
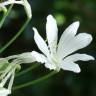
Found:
[51,57,59,64]
[51,56,61,71]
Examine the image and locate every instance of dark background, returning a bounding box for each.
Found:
[0,0,96,96]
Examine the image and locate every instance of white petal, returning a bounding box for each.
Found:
[17,52,36,64]
[58,33,92,59]
[33,27,50,56]
[0,87,11,96]
[6,52,35,64]
[64,53,94,62]
[45,63,56,70]
[60,61,81,73]
[31,51,57,70]
[46,15,58,55]
[31,51,47,63]
[57,21,79,59]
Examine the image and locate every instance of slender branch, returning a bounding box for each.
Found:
[0,18,31,53]
[0,4,13,28]
[13,71,57,90]
[16,63,40,77]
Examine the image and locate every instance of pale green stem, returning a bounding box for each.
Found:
[1,70,12,87]
[0,67,15,87]
[0,18,31,53]
[0,63,15,79]
[8,69,15,90]
[0,4,13,28]
[13,71,58,90]
[16,63,40,77]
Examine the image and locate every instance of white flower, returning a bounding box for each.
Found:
[31,14,94,73]
[0,0,32,18]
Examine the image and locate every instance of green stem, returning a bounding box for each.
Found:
[13,71,57,90]
[0,4,13,28]
[16,64,40,77]
[0,18,31,53]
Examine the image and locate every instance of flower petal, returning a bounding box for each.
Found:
[17,52,36,64]
[60,61,81,73]
[33,27,50,56]
[58,33,92,59]
[0,87,11,96]
[31,51,57,70]
[57,21,79,59]
[31,51,47,63]
[45,63,56,70]
[46,15,58,55]
[64,53,94,62]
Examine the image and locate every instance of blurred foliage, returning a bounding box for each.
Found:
[0,0,96,96]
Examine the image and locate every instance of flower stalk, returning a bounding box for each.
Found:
[13,71,57,90]
[0,18,31,53]
[0,4,13,28]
